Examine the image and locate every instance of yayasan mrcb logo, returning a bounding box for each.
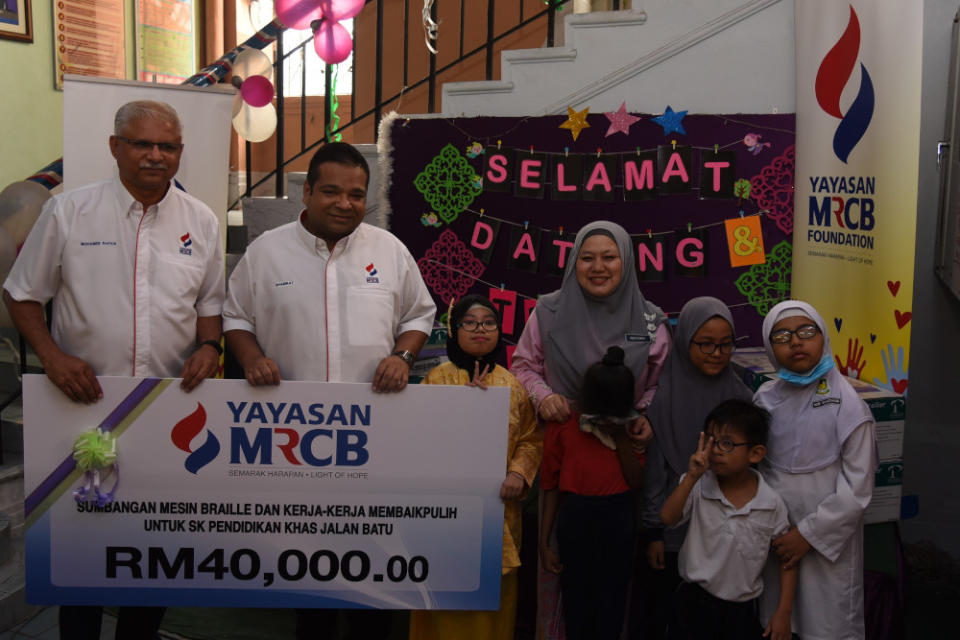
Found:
[815,6,874,163]
[171,403,220,474]
[171,401,372,474]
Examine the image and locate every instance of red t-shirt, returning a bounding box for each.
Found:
[540,412,643,495]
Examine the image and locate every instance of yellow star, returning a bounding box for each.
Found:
[559,106,591,141]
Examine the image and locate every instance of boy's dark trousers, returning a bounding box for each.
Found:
[668,581,764,640]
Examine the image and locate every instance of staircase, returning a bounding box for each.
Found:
[441,0,793,117]
[0,335,38,630]
[241,1,794,235]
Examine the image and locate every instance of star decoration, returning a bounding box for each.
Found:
[604,102,641,137]
[652,105,687,136]
[559,106,591,141]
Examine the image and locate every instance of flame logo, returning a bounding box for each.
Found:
[815,6,874,163]
[171,403,220,474]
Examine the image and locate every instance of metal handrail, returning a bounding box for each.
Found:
[235,0,568,207]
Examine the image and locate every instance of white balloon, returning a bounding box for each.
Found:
[232,93,245,119]
[232,103,278,143]
[232,47,273,83]
[0,180,51,248]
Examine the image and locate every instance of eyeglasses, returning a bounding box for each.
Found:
[709,437,752,454]
[691,341,736,355]
[769,324,820,344]
[115,136,183,154]
[457,319,499,332]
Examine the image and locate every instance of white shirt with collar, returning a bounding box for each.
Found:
[4,178,224,378]
[223,218,436,383]
[675,468,790,602]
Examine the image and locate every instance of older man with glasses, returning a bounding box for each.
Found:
[3,99,225,639]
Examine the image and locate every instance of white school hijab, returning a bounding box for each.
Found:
[754,300,872,473]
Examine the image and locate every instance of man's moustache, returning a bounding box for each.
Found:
[140,164,166,170]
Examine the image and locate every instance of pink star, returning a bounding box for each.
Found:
[604,102,641,137]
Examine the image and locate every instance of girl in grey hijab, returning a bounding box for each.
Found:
[640,297,753,638]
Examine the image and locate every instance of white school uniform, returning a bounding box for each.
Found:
[676,469,790,602]
[754,301,876,640]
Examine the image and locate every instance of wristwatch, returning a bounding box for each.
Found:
[199,339,223,356]
[392,350,415,367]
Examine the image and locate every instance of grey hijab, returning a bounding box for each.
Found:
[646,297,753,475]
[537,220,666,400]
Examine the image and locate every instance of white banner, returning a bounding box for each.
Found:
[24,376,509,609]
[63,76,236,238]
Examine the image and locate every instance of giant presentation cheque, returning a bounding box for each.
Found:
[23,375,509,609]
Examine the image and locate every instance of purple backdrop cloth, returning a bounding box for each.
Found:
[385,113,795,348]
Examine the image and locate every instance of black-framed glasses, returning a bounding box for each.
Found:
[691,341,736,355]
[457,319,499,332]
[710,438,752,454]
[769,324,820,344]
[116,136,183,154]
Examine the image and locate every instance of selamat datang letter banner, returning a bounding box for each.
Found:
[793,1,921,390]
[23,375,509,609]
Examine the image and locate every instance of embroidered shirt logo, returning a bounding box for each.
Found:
[365,263,379,283]
[816,379,830,395]
[179,233,193,256]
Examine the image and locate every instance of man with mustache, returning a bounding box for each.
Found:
[3,99,225,639]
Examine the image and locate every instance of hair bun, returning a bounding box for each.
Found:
[602,346,625,366]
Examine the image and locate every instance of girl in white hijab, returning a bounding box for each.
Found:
[754,300,876,640]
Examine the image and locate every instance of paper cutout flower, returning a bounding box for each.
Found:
[420,212,442,227]
[751,144,795,234]
[417,229,486,302]
[414,144,483,223]
[466,142,485,158]
[734,240,792,317]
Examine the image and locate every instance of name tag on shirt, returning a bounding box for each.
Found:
[625,333,651,343]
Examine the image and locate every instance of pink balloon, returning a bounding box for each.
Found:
[276,0,324,30]
[241,75,275,108]
[319,0,365,22]
[313,21,353,64]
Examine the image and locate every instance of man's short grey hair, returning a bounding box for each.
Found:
[114,100,182,136]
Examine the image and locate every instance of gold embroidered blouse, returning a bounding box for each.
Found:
[423,361,543,572]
